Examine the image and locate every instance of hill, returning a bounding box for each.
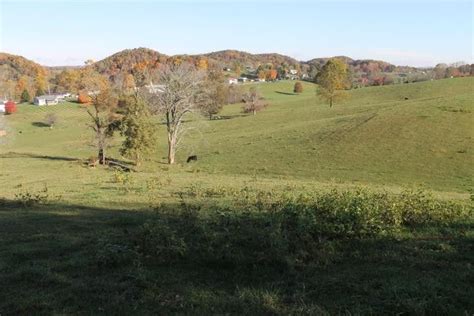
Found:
[1,77,472,197]
[0,52,48,99]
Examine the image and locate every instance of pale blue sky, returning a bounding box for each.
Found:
[0,0,472,67]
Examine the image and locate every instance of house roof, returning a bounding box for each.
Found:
[35,95,60,101]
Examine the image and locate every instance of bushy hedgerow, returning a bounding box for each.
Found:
[130,188,471,268]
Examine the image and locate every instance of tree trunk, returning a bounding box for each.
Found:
[98,148,106,165]
[167,137,176,164]
[253,110,256,116]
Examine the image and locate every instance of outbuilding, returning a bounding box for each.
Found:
[34,95,60,106]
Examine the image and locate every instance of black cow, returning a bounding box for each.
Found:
[187,155,198,163]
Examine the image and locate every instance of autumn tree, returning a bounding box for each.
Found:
[55,69,81,93]
[242,87,267,115]
[119,95,156,166]
[145,63,208,164]
[86,84,121,164]
[15,76,29,100]
[316,58,350,107]
[34,71,48,96]
[266,69,278,81]
[294,82,303,93]
[258,70,266,80]
[199,66,228,119]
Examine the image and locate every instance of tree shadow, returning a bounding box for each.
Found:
[31,122,51,128]
[0,151,79,162]
[275,91,297,96]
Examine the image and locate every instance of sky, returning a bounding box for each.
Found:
[0,0,472,67]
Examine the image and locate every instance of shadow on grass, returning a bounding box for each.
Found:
[0,151,79,162]
[0,199,472,315]
[31,122,51,128]
[275,91,297,96]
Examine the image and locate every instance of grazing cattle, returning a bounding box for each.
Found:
[187,155,198,163]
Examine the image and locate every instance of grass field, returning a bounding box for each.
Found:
[0,78,473,314]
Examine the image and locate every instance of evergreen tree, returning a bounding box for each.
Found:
[20,89,31,103]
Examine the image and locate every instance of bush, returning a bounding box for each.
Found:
[20,89,30,103]
[134,188,471,268]
[14,185,52,206]
[293,82,303,93]
[78,92,92,104]
[5,101,17,114]
[44,113,58,128]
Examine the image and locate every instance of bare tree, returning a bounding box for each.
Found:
[242,87,267,115]
[145,63,208,164]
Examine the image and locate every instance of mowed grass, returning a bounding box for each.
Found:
[0,78,473,314]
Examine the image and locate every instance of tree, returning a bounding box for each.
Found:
[86,85,121,164]
[5,101,17,114]
[20,89,31,103]
[265,69,278,81]
[55,69,81,93]
[119,95,156,167]
[35,71,48,96]
[242,87,267,115]
[15,76,29,100]
[258,70,266,80]
[145,63,208,164]
[78,92,92,104]
[294,82,303,93]
[316,58,350,107]
[200,66,228,119]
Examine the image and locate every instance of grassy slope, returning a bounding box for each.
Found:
[0,77,472,202]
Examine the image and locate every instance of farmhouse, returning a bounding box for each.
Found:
[228,78,238,84]
[144,83,166,94]
[34,95,62,106]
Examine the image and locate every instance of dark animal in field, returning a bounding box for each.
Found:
[187,155,198,163]
[404,97,409,100]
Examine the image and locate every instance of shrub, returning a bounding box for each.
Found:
[134,188,471,268]
[14,185,53,207]
[44,113,58,128]
[5,101,17,114]
[95,239,138,268]
[293,82,303,93]
[20,89,31,103]
[78,92,92,104]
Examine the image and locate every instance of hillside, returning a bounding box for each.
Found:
[0,52,47,80]
[1,77,472,197]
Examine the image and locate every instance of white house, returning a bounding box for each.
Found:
[144,83,166,94]
[34,95,61,106]
[238,77,248,83]
[228,78,238,84]
[0,99,5,113]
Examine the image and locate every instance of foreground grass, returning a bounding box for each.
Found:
[0,188,472,314]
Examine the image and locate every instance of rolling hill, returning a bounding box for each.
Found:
[1,77,472,199]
